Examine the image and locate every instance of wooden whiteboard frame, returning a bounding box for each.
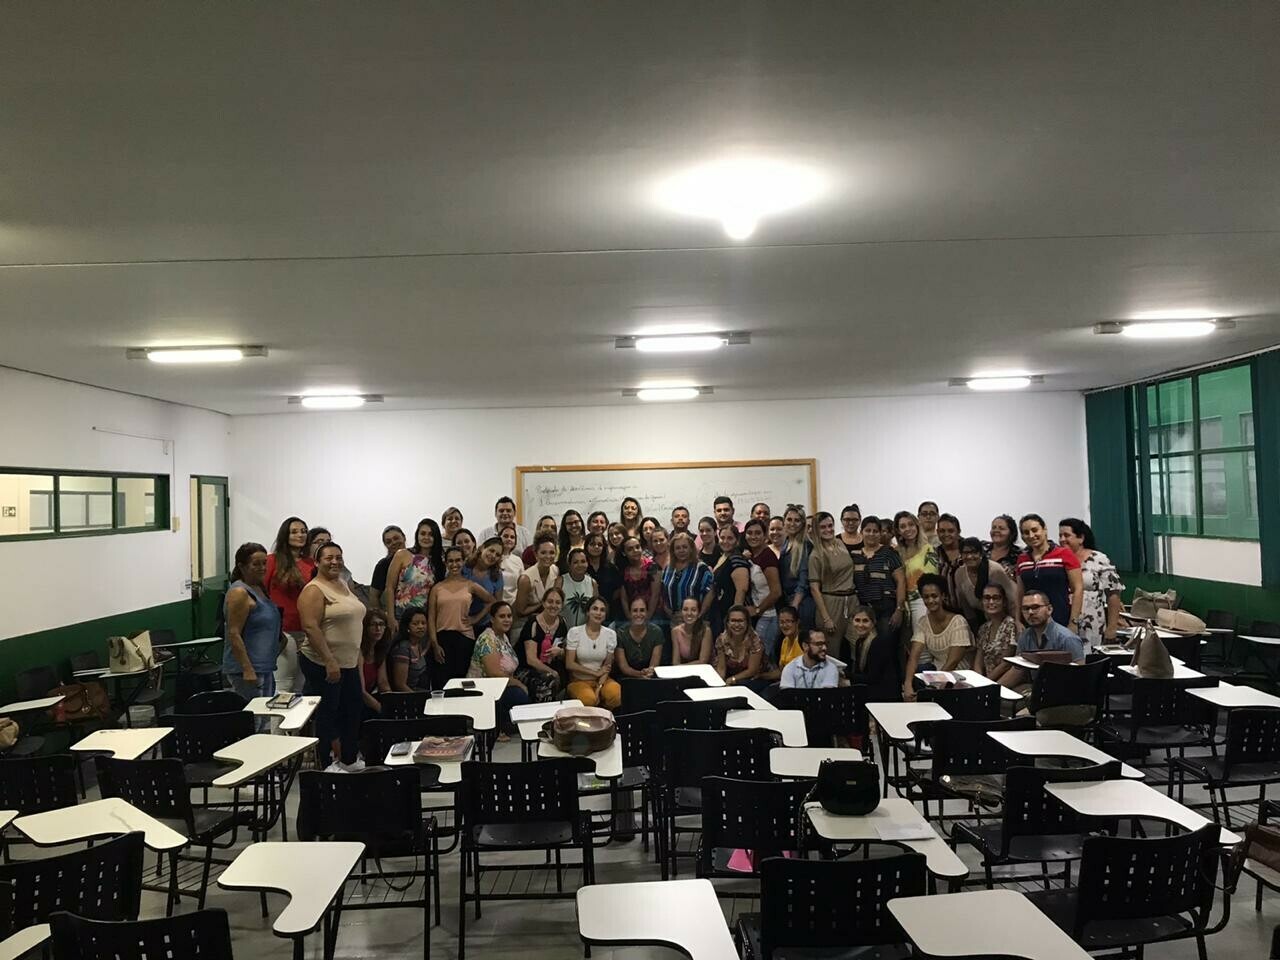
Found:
[514,459,818,524]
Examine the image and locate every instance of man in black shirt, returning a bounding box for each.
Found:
[369,524,405,610]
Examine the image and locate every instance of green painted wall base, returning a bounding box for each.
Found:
[1120,572,1280,626]
[0,601,209,702]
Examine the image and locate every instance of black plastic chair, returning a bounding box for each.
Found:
[160,711,254,788]
[1025,824,1225,956]
[576,709,655,850]
[655,697,747,732]
[775,685,872,756]
[917,683,1001,719]
[736,852,926,960]
[697,776,818,890]
[952,761,1121,888]
[1098,677,1216,759]
[0,753,79,816]
[616,676,705,713]
[179,691,247,715]
[910,715,1035,823]
[1171,707,1280,827]
[456,758,593,960]
[297,767,437,954]
[1028,659,1110,732]
[95,756,248,913]
[361,716,471,788]
[15,666,61,702]
[378,691,432,720]
[0,831,143,934]
[1161,633,1204,671]
[48,907,234,960]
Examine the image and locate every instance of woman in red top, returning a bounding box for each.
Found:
[264,516,315,694]
[359,608,391,718]
[1015,513,1083,630]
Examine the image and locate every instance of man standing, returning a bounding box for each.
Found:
[670,505,691,537]
[713,496,743,533]
[368,524,405,611]
[779,628,847,689]
[479,496,532,552]
[1000,589,1085,688]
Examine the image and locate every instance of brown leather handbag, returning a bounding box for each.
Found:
[539,706,616,755]
[49,682,112,723]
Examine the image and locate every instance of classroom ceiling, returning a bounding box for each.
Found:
[1,1,1278,415]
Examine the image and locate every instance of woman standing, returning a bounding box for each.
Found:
[498,524,524,604]
[850,516,906,641]
[838,504,863,558]
[639,517,660,558]
[661,532,714,620]
[895,511,940,630]
[808,512,858,659]
[648,527,671,574]
[987,514,1021,577]
[619,497,642,538]
[297,542,366,771]
[934,514,964,605]
[585,533,621,623]
[265,516,314,695]
[847,606,899,703]
[558,510,587,560]
[743,518,782,659]
[715,605,767,693]
[441,507,464,549]
[222,542,283,702]
[1016,514,1083,630]
[671,597,713,665]
[465,537,506,633]
[467,602,530,735]
[973,585,1018,681]
[384,518,445,624]
[359,608,391,717]
[697,516,722,568]
[430,545,497,684]
[901,574,972,701]
[1058,518,1123,649]
[617,536,659,622]
[780,506,813,628]
[767,517,786,556]
[952,537,1019,630]
[586,511,609,539]
[565,597,622,708]
[517,587,568,702]
[388,608,432,691]
[710,525,751,637]
[615,596,665,680]
[555,547,598,628]
[453,529,477,564]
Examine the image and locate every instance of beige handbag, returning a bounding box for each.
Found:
[1127,624,1175,679]
[108,631,155,674]
[1156,608,1207,634]
[1130,588,1178,621]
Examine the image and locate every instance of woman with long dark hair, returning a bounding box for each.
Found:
[697,515,722,568]
[384,518,445,623]
[558,509,587,560]
[265,516,313,694]
[222,542,282,705]
[1058,517,1123,650]
[359,608,391,717]
[619,497,642,538]
[952,537,1019,630]
[1016,514,1083,630]
[430,545,498,684]
[986,514,1021,577]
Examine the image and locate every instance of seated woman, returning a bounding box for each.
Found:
[359,608,392,718]
[565,596,622,709]
[467,601,530,735]
[388,607,432,692]
[670,597,713,665]
[901,574,973,702]
[715,604,769,694]
[847,605,899,702]
[774,605,804,670]
[615,596,665,680]
[516,586,568,702]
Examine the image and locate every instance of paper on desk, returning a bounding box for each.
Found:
[875,823,936,841]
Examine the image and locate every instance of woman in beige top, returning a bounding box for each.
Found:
[297,542,367,770]
[429,545,497,684]
[808,512,858,650]
[902,573,973,702]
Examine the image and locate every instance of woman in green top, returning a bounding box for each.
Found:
[614,595,664,680]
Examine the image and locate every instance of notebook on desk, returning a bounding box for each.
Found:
[413,735,474,765]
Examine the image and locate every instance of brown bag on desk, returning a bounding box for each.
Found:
[539,706,616,755]
[1127,625,1175,679]
[49,682,112,723]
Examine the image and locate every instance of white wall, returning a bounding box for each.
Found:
[1162,535,1262,586]
[230,392,1090,581]
[0,368,232,639]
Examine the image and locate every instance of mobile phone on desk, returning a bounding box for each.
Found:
[390,742,412,757]
[462,680,476,689]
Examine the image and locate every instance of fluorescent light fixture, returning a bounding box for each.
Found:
[623,386,712,402]
[288,394,385,410]
[127,345,267,364]
[949,376,1043,391]
[616,332,749,352]
[1093,319,1233,339]
[653,157,827,240]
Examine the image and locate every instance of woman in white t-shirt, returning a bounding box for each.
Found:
[902,574,973,701]
[564,596,621,709]
[497,524,524,604]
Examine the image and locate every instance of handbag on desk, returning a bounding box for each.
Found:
[1130,587,1178,621]
[108,631,155,674]
[810,759,880,816]
[1127,624,1175,679]
[538,706,616,755]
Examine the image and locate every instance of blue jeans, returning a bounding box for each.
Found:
[225,672,276,731]
[497,683,530,731]
[755,616,780,661]
[298,655,362,766]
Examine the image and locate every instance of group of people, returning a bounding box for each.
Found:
[218,494,1125,770]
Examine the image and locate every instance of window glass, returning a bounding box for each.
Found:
[1151,378,1193,454]
[1200,452,1261,539]
[1198,365,1253,449]
[1150,455,1196,535]
[58,475,113,531]
[0,474,56,535]
[116,476,156,529]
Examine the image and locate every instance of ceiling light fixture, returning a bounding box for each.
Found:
[126,345,267,364]
[949,376,1043,392]
[1093,319,1233,340]
[652,157,828,241]
[288,394,385,410]
[615,332,750,353]
[623,386,713,402]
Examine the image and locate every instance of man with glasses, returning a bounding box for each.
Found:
[779,628,846,689]
[1000,589,1085,688]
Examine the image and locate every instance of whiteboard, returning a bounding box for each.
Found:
[516,460,816,526]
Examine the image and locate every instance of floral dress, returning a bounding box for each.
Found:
[976,616,1019,672]
[1076,551,1124,649]
[393,553,435,619]
[467,628,519,679]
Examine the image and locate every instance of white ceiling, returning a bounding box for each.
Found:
[2,1,1278,414]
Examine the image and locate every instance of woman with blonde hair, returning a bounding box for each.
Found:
[780,505,813,629]
[807,511,858,659]
[894,510,940,630]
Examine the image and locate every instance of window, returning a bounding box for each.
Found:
[0,469,168,541]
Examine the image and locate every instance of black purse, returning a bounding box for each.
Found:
[811,759,880,816]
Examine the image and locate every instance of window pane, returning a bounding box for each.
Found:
[1198,365,1253,449]
[0,474,56,536]
[58,475,113,531]
[116,476,157,529]
[1150,455,1196,535]
[1201,451,1260,539]
[1149,378,1193,454]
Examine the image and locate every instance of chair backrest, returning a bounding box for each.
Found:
[296,767,424,855]
[1030,659,1110,714]
[161,711,254,764]
[70,652,102,674]
[616,677,707,715]
[0,832,143,931]
[698,777,815,876]
[917,684,1000,720]
[94,757,193,830]
[1204,609,1236,633]
[378,691,432,719]
[15,665,62,701]
[458,757,585,827]
[48,907,234,960]
[1160,633,1202,670]
[359,716,471,764]
[179,690,247,715]
[0,754,79,814]
[1075,824,1218,932]
[655,698,746,732]
[775,686,867,745]
[928,716,1035,778]
[1000,761,1121,846]
[661,728,773,790]
[612,709,655,770]
[1224,707,1280,771]
[758,853,926,957]
[1130,677,1216,730]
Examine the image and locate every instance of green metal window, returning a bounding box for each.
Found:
[0,469,169,541]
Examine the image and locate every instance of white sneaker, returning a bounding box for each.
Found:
[340,758,366,773]
[324,761,347,774]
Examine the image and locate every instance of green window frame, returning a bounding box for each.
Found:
[0,468,170,542]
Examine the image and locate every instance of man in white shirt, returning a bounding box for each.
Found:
[478,496,532,552]
[779,629,846,689]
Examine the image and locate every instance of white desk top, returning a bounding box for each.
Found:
[0,810,16,832]
[72,667,111,679]
[152,636,222,649]
[212,734,317,787]
[890,889,1091,960]
[1119,625,1205,640]
[218,841,364,937]
[1240,634,1280,647]
[444,676,511,699]
[70,726,173,759]
[424,693,495,731]
[917,669,1022,701]
[805,799,967,879]
[987,730,1144,779]
[538,737,624,779]
[1186,682,1280,709]
[577,878,736,960]
[97,667,151,679]
[1046,779,1240,845]
[725,708,807,746]
[866,701,951,741]
[381,741,471,784]
[245,695,321,732]
[1118,662,1206,680]
[0,924,51,960]
[654,663,724,687]
[509,699,583,723]
[15,797,186,851]
[769,747,861,778]
[1004,655,1041,670]
[683,684,773,710]
[0,694,64,714]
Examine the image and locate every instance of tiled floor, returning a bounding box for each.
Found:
[17,732,1280,960]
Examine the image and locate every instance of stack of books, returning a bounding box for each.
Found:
[412,735,474,765]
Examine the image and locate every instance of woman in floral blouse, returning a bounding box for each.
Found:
[973,584,1019,682]
[1058,518,1123,650]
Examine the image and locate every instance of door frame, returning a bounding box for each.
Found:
[190,475,230,637]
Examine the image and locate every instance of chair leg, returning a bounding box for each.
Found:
[473,850,482,920]
[198,841,215,909]
[554,846,563,893]
[166,853,179,916]
[433,835,442,927]
[1196,933,1207,960]
[457,848,467,960]
[260,891,269,918]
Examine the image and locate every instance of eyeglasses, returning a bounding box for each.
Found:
[981,595,1004,602]
[1021,603,1047,612]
